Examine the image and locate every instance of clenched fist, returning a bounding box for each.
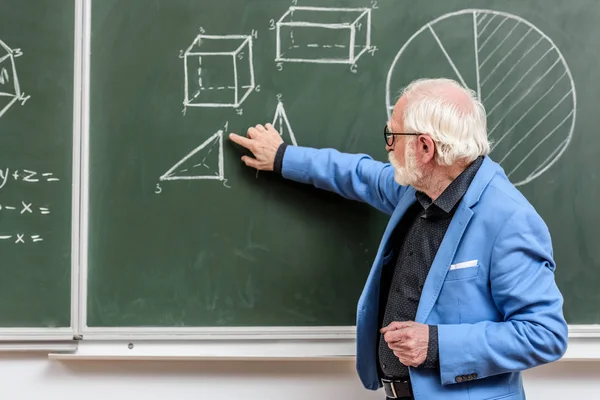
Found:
[380,321,430,367]
[229,123,283,171]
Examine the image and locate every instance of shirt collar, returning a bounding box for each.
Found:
[415,156,484,214]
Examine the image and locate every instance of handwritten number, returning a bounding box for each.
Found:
[236,108,243,115]
[371,0,379,9]
[18,93,30,106]
[255,85,261,92]
[269,19,276,30]
[277,63,283,71]
[350,64,358,74]
[155,183,162,194]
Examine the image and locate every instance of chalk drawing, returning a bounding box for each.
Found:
[0,39,29,119]
[385,9,576,186]
[160,129,227,185]
[182,35,255,109]
[272,100,298,146]
[275,6,372,65]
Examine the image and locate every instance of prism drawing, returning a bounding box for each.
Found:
[275,6,372,64]
[183,34,255,109]
[0,39,22,119]
[160,130,225,181]
[272,101,298,146]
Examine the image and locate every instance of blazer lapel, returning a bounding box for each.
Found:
[415,156,499,323]
[415,204,473,323]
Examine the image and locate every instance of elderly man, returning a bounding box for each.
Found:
[229,78,568,400]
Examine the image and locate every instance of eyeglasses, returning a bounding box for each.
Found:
[384,125,420,146]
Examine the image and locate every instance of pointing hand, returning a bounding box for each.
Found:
[229,123,283,171]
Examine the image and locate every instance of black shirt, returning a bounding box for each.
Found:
[272,144,483,380]
[377,156,484,380]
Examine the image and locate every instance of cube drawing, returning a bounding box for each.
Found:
[275,6,372,64]
[0,39,20,118]
[183,34,255,108]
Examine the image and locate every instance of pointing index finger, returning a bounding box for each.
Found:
[229,133,254,150]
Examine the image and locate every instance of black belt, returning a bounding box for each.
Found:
[382,378,413,399]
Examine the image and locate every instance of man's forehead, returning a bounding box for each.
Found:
[388,117,401,131]
[394,94,408,110]
[389,97,406,130]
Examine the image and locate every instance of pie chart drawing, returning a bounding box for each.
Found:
[386,9,576,186]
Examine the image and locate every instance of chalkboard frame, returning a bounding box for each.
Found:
[0,0,81,343]
[66,0,600,359]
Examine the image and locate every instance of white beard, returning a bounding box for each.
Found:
[388,145,423,186]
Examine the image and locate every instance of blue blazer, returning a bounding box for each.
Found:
[280,146,568,400]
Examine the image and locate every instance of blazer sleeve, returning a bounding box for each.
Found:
[279,145,405,215]
[436,208,569,385]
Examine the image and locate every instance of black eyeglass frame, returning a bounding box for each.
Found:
[384,125,420,146]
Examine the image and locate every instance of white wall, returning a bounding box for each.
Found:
[0,354,598,400]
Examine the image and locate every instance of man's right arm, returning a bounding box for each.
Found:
[275,143,405,215]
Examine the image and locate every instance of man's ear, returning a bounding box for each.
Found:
[418,135,436,163]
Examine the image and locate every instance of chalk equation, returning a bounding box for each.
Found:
[0,39,30,119]
[0,202,50,215]
[0,169,60,245]
[0,234,44,244]
[0,169,60,190]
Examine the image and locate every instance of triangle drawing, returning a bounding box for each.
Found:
[160,130,224,181]
[272,101,298,146]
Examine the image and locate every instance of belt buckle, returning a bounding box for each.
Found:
[382,378,399,398]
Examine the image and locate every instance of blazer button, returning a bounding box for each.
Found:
[455,376,463,383]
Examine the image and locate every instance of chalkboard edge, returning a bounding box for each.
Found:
[44,326,600,361]
[0,327,76,341]
[0,341,76,353]
[39,324,600,361]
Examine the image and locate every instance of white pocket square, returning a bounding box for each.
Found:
[450,259,478,270]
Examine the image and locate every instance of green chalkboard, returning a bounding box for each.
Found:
[87,0,600,327]
[0,0,74,328]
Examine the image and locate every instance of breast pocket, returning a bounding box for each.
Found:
[445,259,480,281]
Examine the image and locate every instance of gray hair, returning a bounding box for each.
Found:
[398,78,491,166]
